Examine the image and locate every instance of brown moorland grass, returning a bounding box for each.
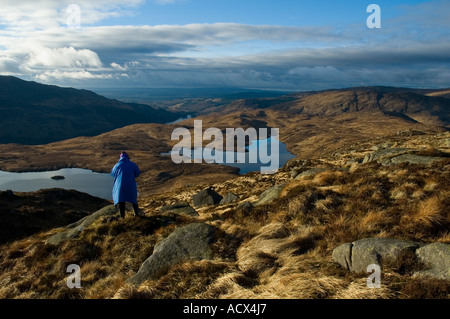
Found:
[0,156,448,299]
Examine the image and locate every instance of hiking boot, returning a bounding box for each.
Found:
[134,209,144,217]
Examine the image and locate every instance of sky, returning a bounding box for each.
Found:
[0,0,449,91]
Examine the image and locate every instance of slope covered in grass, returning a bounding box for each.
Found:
[0,131,448,299]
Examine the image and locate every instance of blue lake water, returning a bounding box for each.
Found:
[0,168,114,200]
[163,136,296,174]
[0,137,296,199]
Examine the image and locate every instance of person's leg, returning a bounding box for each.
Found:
[119,202,126,218]
[132,203,139,216]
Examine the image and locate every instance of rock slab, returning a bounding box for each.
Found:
[192,187,223,207]
[160,202,198,216]
[414,243,450,280]
[127,223,215,286]
[254,184,286,206]
[46,205,118,245]
[333,238,450,280]
[332,238,420,273]
[219,193,239,205]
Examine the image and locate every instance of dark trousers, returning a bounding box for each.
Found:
[118,202,139,218]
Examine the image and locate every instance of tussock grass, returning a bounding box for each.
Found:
[0,145,448,299]
[0,214,186,299]
[114,260,233,299]
[201,160,449,299]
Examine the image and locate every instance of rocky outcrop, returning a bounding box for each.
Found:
[294,168,328,179]
[414,243,450,280]
[159,202,198,216]
[127,223,215,286]
[236,201,254,213]
[46,205,118,245]
[219,193,239,205]
[332,238,420,273]
[362,147,446,166]
[192,187,223,207]
[389,154,446,165]
[254,183,286,206]
[362,148,412,164]
[332,238,450,280]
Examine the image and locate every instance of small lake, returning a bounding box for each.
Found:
[163,136,296,174]
[0,168,114,200]
[0,137,296,198]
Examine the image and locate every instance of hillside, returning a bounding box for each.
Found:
[0,85,449,300]
[0,76,181,144]
[157,86,450,129]
[0,188,111,244]
[0,130,448,299]
[0,86,448,194]
[279,87,450,127]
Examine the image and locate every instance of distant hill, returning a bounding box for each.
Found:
[203,86,449,127]
[0,76,181,144]
[276,87,450,127]
[159,86,450,128]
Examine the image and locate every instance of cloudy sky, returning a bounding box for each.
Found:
[0,0,449,91]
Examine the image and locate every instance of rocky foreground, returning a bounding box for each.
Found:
[0,130,449,299]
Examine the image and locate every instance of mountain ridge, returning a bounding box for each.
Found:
[0,76,182,145]
[157,85,450,128]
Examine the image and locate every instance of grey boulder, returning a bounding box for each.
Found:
[414,243,450,280]
[332,238,421,273]
[160,202,199,216]
[295,168,328,179]
[219,193,239,205]
[236,201,253,213]
[254,183,286,206]
[389,154,445,165]
[46,205,118,245]
[127,223,215,286]
[362,148,411,164]
[192,187,223,207]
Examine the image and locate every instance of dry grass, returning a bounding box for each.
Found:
[0,214,189,299]
[0,143,449,299]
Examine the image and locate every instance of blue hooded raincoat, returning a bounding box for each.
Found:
[111,156,140,205]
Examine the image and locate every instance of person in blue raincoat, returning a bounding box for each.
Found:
[111,151,141,218]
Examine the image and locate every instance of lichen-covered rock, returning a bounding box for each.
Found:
[389,154,445,165]
[219,193,239,205]
[254,183,286,206]
[127,223,215,286]
[332,238,421,273]
[46,205,118,245]
[160,202,198,216]
[295,168,328,179]
[362,148,411,164]
[414,243,450,280]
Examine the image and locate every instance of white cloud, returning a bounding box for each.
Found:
[0,0,144,29]
[111,61,140,71]
[111,62,126,71]
[0,0,448,89]
[25,44,103,68]
[0,56,22,74]
[35,70,115,81]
